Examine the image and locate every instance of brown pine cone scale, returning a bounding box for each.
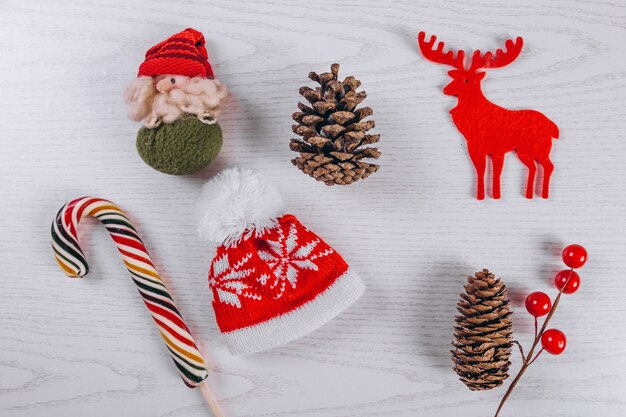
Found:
[290,63,381,185]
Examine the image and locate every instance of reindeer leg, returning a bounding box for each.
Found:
[470,152,486,200]
[517,153,536,199]
[492,155,504,199]
[539,158,554,199]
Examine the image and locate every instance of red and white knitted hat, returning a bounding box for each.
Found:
[196,168,365,355]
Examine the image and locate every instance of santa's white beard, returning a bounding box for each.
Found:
[124,76,228,128]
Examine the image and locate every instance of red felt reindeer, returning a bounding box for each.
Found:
[418,32,559,200]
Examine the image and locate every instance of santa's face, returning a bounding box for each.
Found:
[154,74,191,93]
[125,74,228,128]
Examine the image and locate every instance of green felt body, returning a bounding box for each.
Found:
[136,118,223,175]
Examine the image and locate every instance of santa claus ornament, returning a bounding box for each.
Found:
[125,28,228,175]
[196,168,365,354]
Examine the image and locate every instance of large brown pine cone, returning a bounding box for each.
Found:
[289,63,381,185]
[452,269,513,391]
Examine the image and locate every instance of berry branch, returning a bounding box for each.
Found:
[493,244,587,417]
[511,340,525,361]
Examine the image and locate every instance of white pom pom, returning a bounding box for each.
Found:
[197,168,284,246]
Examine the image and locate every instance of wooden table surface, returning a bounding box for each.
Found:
[2,1,626,416]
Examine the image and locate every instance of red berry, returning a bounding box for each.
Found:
[541,329,567,355]
[562,244,587,269]
[554,269,581,294]
[525,292,552,317]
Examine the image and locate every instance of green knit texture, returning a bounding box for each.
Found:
[136,118,223,175]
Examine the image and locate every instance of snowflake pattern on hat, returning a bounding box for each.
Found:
[209,252,263,308]
[209,219,335,307]
[257,221,333,299]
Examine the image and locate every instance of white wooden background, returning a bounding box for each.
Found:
[2,1,626,416]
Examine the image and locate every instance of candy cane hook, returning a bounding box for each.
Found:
[51,196,225,417]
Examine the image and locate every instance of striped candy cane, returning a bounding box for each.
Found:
[51,197,224,416]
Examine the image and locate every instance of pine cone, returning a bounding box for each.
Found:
[452,269,513,391]
[290,63,381,185]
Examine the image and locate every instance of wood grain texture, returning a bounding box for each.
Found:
[1,1,626,416]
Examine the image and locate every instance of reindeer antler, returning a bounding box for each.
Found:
[418,32,465,69]
[470,37,524,71]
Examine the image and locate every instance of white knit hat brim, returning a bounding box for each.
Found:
[221,268,364,355]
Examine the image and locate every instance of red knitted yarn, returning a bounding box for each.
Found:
[138,28,214,78]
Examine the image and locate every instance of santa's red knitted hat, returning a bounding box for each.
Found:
[197,168,365,355]
[138,28,214,79]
